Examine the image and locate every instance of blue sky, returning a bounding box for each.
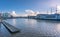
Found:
[0,0,60,14]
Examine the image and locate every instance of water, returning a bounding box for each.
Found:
[0,18,60,37]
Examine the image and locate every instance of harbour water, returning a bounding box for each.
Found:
[0,18,60,37]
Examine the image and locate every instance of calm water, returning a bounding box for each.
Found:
[0,18,60,37]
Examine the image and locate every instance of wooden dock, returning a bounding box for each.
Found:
[2,21,19,33]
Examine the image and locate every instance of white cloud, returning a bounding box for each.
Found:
[25,9,40,16]
[25,9,35,14]
[48,0,60,8]
[49,0,60,8]
[37,0,60,8]
[57,6,60,10]
[25,9,52,15]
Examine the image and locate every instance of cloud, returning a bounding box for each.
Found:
[48,0,60,8]
[25,9,35,14]
[37,0,60,9]
[25,9,50,14]
[25,9,40,16]
[25,9,41,14]
[25,0,60,14]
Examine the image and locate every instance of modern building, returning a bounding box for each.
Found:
[2,13,11,18]
[36,13,60,20]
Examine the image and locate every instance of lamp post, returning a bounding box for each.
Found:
[56,5,58,19]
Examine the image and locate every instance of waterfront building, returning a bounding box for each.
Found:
[2,13,11,18]
[36,13,60,20]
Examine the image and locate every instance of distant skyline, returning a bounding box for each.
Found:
[0,0,60,14]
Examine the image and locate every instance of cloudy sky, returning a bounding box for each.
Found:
[0,0,60,14]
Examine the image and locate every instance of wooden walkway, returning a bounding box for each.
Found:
[2,21,19,33]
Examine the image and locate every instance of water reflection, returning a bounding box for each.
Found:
[56,24,60,34]
[3,18,60,37]
[13,19,16,25]
[24,19,37,25]
[0,23,1,28]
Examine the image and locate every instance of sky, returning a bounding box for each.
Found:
[0,0,60,14]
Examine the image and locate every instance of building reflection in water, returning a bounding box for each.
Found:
[56,24,60,33]
[0,23,1,29]
[2,18,60,37]
[13,19,16,25]
[25,19,36,24]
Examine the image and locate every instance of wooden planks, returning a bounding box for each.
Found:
[2,21,19,33]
